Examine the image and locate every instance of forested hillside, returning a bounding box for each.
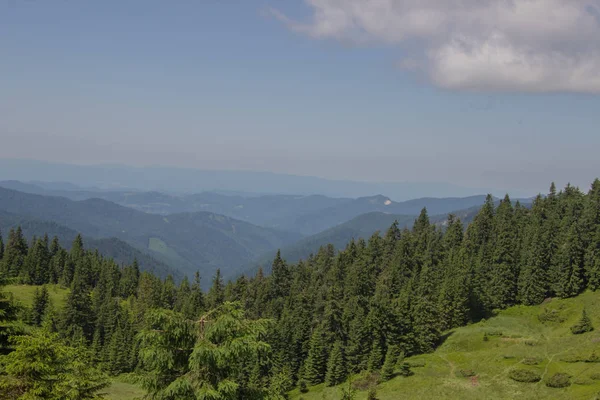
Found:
[0,179,598,399]
[0,187,301,283]
[0,210,176,278]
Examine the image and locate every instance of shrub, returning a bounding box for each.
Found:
[398,362,413,377]
[538,308,566,323]
[562,354,584,363]
[406,359,426,368]
[483,333,489,342]
[571,309,594,335]
[587,352,600,363]
[352,372,379,391]
[367,387,379,400]
[590,373,600,381]
[522,357,541,365]
[546,373,571,388]
[298,380,308,393]
[508,369,541,383]
[486,329,503,337]
[574,377,593,386]
[456,369,476,378]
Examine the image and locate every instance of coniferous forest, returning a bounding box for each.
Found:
[0,179,600,399]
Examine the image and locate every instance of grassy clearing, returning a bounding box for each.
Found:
[4,284,69,309]
[104,377,145,400]
[291,291,600,400]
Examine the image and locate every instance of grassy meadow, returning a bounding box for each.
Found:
[291,291,600,400]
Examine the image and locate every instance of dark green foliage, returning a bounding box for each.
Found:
[456,369,476,377]
[0,329,108,399]
[381,345,399,381]
[398,362,413,377]
[571,308,594,334]
[546,373,571,388]
[298,379,309,393]
[508,369,542,383]
[304,324,330,385]
[30,285,50,326]
[138,302,271,399]
[325,341,347,386]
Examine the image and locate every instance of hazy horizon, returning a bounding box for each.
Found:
[2,1,600,195]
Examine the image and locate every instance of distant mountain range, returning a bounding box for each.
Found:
[0,159,528,200]
[0,180,503,236]
[0,178,532,285]
[0,187,300,286]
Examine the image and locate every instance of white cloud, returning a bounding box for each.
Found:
[273,0,600,93]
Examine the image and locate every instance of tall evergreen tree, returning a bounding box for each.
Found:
[325,341,346,386]
[304,324,329,385]
[207,268,225,309]
[31,285,50,326]
[489,195,517,309]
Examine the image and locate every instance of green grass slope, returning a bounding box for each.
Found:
[3,284,69,309]
[292,291,600,400]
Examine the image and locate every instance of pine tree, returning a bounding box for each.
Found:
[325,341,346,386]
[0,228,4,261]
[61,268,95,342]
[489,195,517,309]
[31,285,50,326]
[138,302,271,399]
[304,324,329,385]
[207,268,225,309]
[555,223,585,298]
[1,329,108,399]
[367,337,385,372]
[2,227,28,277]
[119,259,140,298]
[519,197,549,305]
[571,308,594,334]
[381,344,399,381]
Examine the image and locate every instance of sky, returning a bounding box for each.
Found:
[1,0,600,194]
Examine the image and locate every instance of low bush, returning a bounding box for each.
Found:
[546,373,571,388]
[522,357,541,365]
[456,369,476,378]
[508,369,541,383]
[406,360,426,368]
[538,308,566,323]
[590,373,600,381]
[298,380,308,393]
[352,372,380,391]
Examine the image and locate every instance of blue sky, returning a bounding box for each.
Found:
[1,0,599,195]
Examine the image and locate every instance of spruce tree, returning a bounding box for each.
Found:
[0,228,4,261]
[207,268,225,309]
[490,195,517,309]
[570,308,594,334]
[2,227,28,277]
[304,324,329,385]
[138,302,271,399]
[31,285,50,326]
[518,196,549,305]
[325,341,347,386]
[381,344,399,381]
[1,329,108,399]
[555,223,585,298]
